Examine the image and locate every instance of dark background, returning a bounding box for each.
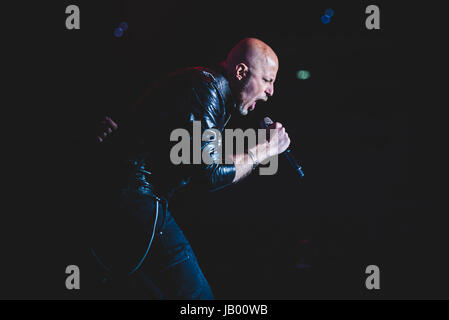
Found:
[2,1,445,299]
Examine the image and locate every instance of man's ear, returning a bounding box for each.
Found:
[235,63,249,81]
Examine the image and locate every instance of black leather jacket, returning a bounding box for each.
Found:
[100,66,238,199]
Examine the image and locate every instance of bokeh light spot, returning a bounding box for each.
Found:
[297,70,311,80]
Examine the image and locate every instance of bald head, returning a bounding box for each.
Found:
[225,38,278,74]
[223,38,279,116]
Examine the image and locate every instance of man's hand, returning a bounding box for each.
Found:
[263,122,291,159]
[96,116,118,143]
[232,122,290,183]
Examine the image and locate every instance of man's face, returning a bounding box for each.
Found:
[238,57,278,116]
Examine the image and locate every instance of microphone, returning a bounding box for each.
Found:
[261,117,305,179]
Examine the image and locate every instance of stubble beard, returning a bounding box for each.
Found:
[237,74,252,117]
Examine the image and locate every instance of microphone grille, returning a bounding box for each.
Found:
[260,116,274,128]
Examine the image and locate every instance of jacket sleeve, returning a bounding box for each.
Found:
[185,80,236,191]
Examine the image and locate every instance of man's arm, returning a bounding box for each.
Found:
[231,122,290,183]
[94,82,290,187]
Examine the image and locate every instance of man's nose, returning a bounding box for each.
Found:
[265,84,274,97]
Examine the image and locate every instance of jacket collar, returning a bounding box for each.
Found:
[212,63,237,113]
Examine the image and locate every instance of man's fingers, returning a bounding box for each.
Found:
[268,122,282,129]
[96,116,118,143]
[104,116,118,129]
[107,119,118,130]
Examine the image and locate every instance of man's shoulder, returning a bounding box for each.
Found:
[165,66,227,90]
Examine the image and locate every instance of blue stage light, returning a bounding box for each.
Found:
[321,15,331,24]
[119,22,128,31]
[324,8,334,18]
[114,27,124,38]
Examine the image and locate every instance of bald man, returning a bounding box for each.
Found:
[89,38,290,299]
